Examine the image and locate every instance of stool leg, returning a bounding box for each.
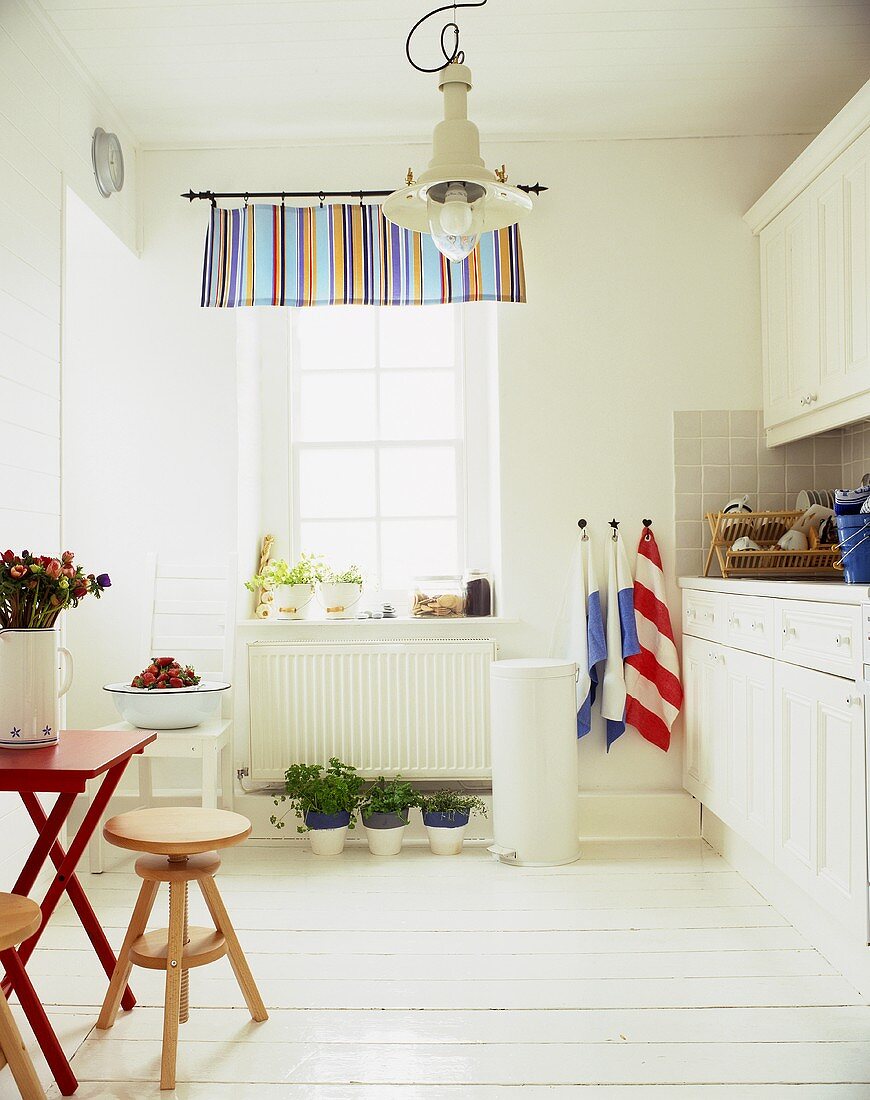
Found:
[198,876,268,1022]
[179,882,190,1026]
[161,879,186,1090]
[97,878,159,1030]
[0,992,45,1100]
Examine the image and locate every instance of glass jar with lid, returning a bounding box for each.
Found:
[411,575,467,617]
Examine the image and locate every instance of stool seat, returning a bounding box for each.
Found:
[103,807,251,856]
[0,894,40,953]
[131,927,227,970]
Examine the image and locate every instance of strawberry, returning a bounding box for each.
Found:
[143,672,156,686]
[169,677,183,688]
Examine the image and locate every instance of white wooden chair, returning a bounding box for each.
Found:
[88,553,238,873]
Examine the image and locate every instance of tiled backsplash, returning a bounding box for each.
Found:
[842,421,870,489]
[673,410,845,577]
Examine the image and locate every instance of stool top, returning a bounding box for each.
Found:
[0,893,41,951]
[103,807,252,856]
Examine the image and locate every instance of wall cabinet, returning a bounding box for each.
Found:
[748,92,870,446]
[682,583,868,942]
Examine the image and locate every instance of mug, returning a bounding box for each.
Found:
[778,529,809,551]
[723,495,753,515]
[731,536,761,552]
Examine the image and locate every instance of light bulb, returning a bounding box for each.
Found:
[426,186,485,262]
[439,182,474,236]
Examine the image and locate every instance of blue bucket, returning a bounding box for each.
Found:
[835,514,870,583]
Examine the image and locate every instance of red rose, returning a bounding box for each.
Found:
[2,550,14,563]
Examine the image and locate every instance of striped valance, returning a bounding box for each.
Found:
[201,203,525,307]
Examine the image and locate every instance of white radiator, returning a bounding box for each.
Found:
[247,639,496,780]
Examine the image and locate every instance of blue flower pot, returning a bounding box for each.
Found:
[362,811,409,830]
[422,810,470,829]
[304,810,351,831]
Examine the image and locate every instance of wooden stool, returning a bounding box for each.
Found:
[0,894,45,1100]
[96,808,267,1090]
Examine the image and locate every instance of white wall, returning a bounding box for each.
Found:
[62,132,810,817]
[0,0,138,888]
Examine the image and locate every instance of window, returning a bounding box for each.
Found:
[289,305,494,599]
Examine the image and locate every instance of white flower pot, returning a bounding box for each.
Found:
[364,816,407,856]
[425,823,468,856]
[318,582,362,619]
[0,629,73,749]
[309,826,348,856]
[275,583,315,620]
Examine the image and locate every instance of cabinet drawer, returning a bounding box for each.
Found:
[725,596,775,657]
[682,590,725,642]
[775,600,861,678]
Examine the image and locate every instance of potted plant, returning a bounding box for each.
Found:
[420,790,487,855]
[317,563,364,619]
[246,553,323,620]
[271,757,365,856]
[361,775,421,856]
[0,550,110,748]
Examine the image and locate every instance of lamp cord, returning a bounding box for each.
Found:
[405,0,487,73]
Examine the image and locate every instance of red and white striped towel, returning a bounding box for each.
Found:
[624,528,683,751]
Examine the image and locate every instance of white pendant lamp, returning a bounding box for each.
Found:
[383,5,533,262]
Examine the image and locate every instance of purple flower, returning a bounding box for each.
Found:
[96,573,112,589]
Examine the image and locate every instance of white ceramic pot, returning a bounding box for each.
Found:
[309,826,348,856]
[0,629,73,749]
[425,824,468,856]
[363,813,408,856]
[317,582,362,619]
[275,583,315,620]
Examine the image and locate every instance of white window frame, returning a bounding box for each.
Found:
[285,304,496,605]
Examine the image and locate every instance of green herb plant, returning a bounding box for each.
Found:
[271,757,365,832]
[322,563,364,586]
[420,789,488,822]
[362,775,421,821]
[246,552,325,593]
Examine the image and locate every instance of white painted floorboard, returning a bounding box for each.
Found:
[0,839,864,1098]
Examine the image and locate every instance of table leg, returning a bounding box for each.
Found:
[18,764,137,1011]
[0,948,76,1097]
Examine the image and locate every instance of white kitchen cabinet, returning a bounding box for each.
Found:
[682,636,724,807]
[747,85,870,445]
[721,646,775,859]
[773,661,867,936]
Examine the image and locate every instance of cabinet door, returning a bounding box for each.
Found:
[843,139,870,390]
[761,197,820,429]
[774,661,868,937]
[682,636,725,806]
[721,648,775,858]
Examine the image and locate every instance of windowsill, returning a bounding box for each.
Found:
[238,616,519,627]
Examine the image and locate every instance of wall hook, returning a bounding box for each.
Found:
[318,191,325,208]
[609,518,620,541]
[642,518,653,540]
[577,518,588,541]
[243,192,249,208]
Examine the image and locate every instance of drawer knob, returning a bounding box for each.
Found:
[846,695,862,707]
[687,608,696,619]
[835,634,850,648]
[751,621,762,631]
[782,626,796,639]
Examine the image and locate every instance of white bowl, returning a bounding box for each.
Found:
[103,681,230,729]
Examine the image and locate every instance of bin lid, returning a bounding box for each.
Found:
[490,658,577,680]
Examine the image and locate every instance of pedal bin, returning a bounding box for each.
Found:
[489,658,580,866]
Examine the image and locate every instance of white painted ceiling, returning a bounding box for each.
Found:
[34,0,870,146]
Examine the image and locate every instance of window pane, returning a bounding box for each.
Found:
[380,446,456,517]
[298,448,376,518]
[299,373,377,441]
[379,370,457,441]
[299,521,378,580]
[380,305,455,370]
[380,519,459,588]
[295,307,375,370]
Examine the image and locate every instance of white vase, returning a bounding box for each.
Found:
[275,583,315,620]
[0,629,73,749]
[317,582,363,619]
[364,821,407,856]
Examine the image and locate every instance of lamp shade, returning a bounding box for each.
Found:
[383,62,532,249]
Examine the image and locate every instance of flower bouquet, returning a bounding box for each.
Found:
[0,550,110,749]
[0,550,111,629]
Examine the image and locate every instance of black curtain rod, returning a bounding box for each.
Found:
[181,183,549,205]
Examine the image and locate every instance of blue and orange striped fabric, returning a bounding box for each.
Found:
[200,203,526,307]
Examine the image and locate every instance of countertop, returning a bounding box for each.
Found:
[678,576,870,605]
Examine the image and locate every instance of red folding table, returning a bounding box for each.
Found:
[0,729,156,1095]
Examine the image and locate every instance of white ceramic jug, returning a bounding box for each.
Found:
[0,629,73,749]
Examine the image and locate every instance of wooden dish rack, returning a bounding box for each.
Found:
[704,510,842,579]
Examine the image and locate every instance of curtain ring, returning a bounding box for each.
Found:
[318,191,325,208]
